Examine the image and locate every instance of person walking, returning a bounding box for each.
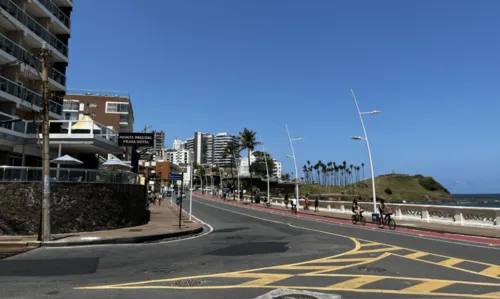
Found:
[284,193,289,208]
[314,197,319,212]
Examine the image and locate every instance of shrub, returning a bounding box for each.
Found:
[418,177,445,192]
[384,188,393,195]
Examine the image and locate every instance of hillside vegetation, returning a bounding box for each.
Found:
[300,174,451,201]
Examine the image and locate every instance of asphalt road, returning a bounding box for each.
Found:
[0,195,499,299]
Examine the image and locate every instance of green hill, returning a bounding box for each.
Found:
[300,174,451,201]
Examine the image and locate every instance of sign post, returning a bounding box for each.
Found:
[168,173,184,229]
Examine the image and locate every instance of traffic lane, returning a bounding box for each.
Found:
[0,199,355,299]
[194,197,500,264]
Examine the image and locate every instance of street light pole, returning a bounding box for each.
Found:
[236,154,240,200]
[260,138,270,202]
[285,125,301,201]
[40,42,51,242]
[189,161,193,221]
[350,88,379,213]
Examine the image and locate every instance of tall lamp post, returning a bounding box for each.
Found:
[285,125,303,201]
[260,137,270,202]
[350,88,381,213]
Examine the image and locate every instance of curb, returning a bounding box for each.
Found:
[195,193,500,241]
[40,226,204,247]
[0,226,204,249]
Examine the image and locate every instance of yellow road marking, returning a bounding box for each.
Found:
[484,291,500,298]
[233,274,292,286]
[438,258,464,267]
[313,258,371,263]
[360,242,380,247]
[404,251,429,259]
[400,280,452,293]
[481,266,500,277]
[272,266,340,270]
[77,199,500,293]
[327,276,382,289]
[347,247,401,255]
[305,252,391,275]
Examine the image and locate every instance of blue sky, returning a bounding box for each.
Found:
[67,0,500,194]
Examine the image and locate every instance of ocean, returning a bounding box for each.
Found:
[446,193,500,208]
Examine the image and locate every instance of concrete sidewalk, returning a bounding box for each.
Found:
[0,203,202,251]
[198,193,500,240]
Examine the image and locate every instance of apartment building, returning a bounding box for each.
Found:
[272,160,282,179]
[0,0,72,166]
[172,138,185,151]
[62,90,134,133]
[165,149,191,165]
[238,154,282,179]
[213,133,238,166]
[187,132,238,166]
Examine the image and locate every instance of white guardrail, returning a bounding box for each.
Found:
[236,195,500,228]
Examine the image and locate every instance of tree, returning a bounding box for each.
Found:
[361,162,365,180]
[251,151,274,178]
[223,141,240,200]
[239,128,260,202]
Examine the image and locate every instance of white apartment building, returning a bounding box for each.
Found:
[238,154,282,179]
[186,132,238,166]
[172,138,185,150]
[272,160,282,179]
[0,0,72,166]
[213,133,238,166]
[165,149,192,165]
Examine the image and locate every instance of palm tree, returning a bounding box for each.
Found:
[239,128,260,203]
[223,142,239,200]
[361,162,365,180]
[306,160,311,182]
[302,165,309,183]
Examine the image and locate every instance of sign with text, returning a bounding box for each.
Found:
[118,133,154,146]
[168,173,182,181]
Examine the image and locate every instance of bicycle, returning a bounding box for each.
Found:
[377,211,396,230]
[351,210,366,226]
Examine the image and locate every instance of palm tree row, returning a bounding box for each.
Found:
[302,160,366,188]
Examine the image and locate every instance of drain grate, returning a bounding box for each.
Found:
[357,265,386,273]
[172,279,202,287]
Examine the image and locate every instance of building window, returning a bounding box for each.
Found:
[88,102,97,108]
[106,102,129,113]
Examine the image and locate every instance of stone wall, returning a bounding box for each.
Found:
[0,182,147,235]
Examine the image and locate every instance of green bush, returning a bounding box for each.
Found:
[384,188,393,195]
[418,177,445,192]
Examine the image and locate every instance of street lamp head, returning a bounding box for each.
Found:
[286,154,293,158]
[351,136,363,140]
[292,137,304,141]
[370,110,381,115]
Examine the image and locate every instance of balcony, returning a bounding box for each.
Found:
[0,76,62,115]
[32,0,70,30]
[0,111,38,136]
[0,33,66,87]
[62,101,78,111]
[0,0,68,59]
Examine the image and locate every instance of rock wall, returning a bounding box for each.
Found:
[0,182,147,235]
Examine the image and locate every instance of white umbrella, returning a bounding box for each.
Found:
[102,159,132,171]
[50,154,83,166]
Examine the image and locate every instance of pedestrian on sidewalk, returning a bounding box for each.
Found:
[284,193,289,208]
[291,197,298,214]
[157,192,162,206]
[314,197,319,212]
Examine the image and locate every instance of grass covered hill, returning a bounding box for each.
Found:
[300,174,451,201]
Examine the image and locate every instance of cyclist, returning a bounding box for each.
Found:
[352,199,362,220]
[378,199,392,224]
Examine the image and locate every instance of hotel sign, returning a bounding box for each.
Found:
[118,133,154,146]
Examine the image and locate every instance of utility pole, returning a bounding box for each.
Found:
[40,42,51,242]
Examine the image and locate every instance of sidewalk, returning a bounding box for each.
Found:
[0,203,202,251]
[196,193,500,243]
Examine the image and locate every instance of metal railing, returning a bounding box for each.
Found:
[0,0,68,57]
[0,76,62,114]
[0,166,141,184]
[0,33,66,85]
[0,111,38,134]
[62,101,79,111]
[66,89,130,99]
[35,0,70,29]
[49,119,119,143]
